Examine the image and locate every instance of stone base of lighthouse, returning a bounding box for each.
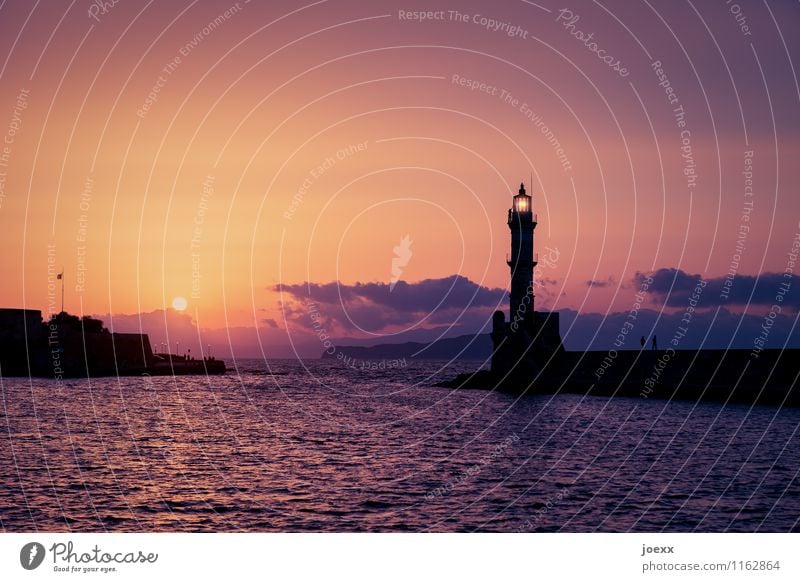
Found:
[490,310,564,378]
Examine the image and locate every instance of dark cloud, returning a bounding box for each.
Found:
[274,275,507,334]
[276,275,506,311]
[586,276,616,288]
[275,270,800,345]
[634,268,799,310]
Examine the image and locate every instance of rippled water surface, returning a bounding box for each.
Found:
[2,359,799,532]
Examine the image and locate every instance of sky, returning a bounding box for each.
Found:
[0,0,798,357]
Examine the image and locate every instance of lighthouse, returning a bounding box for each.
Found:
[507,182,537,328]
[491,181,563,378]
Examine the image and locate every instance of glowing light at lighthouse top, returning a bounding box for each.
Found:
[513,182,531,213]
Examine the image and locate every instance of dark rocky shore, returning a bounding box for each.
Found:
[1,308,225,378]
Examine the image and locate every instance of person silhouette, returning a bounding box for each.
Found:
[640,336,646,349]
[652,335,658,351]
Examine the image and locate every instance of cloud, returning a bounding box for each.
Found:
[274,275,507,335]
[276,275,506,311]
[634,268,799,310]
[586,276,616,288]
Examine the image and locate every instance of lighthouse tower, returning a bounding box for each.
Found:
[507,182,537,326]
[490,181,562,378]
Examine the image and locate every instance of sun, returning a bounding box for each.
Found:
[171,296,188,311]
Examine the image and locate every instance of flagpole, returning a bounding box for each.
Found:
[60,268,64,314]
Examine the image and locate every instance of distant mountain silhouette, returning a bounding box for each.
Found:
[321,334,491,360]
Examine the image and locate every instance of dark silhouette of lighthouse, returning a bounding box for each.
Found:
[491,181,563,378]
[507,183,537,326]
